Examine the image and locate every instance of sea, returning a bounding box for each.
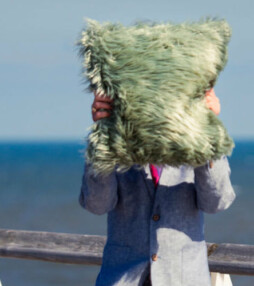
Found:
[0,139,253,286]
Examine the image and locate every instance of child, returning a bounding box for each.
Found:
[79,89,236,286]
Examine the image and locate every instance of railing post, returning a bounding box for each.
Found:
[210,272,233,286]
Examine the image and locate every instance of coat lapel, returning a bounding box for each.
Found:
[141,164,155,200]
[141,164,181,198]
[157,165,171,187]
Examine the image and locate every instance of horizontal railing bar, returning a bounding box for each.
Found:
[0,229,253,275]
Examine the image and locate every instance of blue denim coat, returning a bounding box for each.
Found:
[79,155,236,286]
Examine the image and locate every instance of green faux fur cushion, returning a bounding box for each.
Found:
[77,17,235,176]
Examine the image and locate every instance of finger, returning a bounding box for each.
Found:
[205,102,214,108]
[205,95,212,101]
[205,93,215,98]
[207,99,219,105]
[93,111,111,121]
[205,89,216,97]
[94,102,113,110]
[206,96,218,102]
[206,102,218,109]
[205,99,212,105]
[205,89,212,96]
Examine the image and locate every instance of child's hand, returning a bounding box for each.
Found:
[205,88,220,168]
[205,88,220,116]
[91,91,114,122]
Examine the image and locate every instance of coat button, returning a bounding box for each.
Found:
[152,214,160,221]
[151,254,158,261]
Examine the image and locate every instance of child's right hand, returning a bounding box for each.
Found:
[91,91,114,122]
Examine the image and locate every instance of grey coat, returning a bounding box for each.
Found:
[79,155,236,286]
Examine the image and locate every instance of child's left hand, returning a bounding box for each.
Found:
[205,88,221,116]
[205,88,220,168]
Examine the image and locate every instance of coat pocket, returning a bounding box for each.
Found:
[181,241,211,286]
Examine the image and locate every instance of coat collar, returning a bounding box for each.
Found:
[140,163,171,200]
[140,164,155,200]
[140,163,190,199]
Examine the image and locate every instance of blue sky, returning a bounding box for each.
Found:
[1,0,253,141]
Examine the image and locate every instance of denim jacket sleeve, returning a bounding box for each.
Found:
[194,155,236,214]
[79,162,118,215]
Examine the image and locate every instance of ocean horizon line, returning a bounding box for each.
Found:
[0,136,253,144]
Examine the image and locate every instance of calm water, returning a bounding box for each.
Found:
[0,140,253,286]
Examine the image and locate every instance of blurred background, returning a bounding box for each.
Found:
[0,0,253,285]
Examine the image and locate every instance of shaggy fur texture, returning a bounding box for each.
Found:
[77,17,235,177]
